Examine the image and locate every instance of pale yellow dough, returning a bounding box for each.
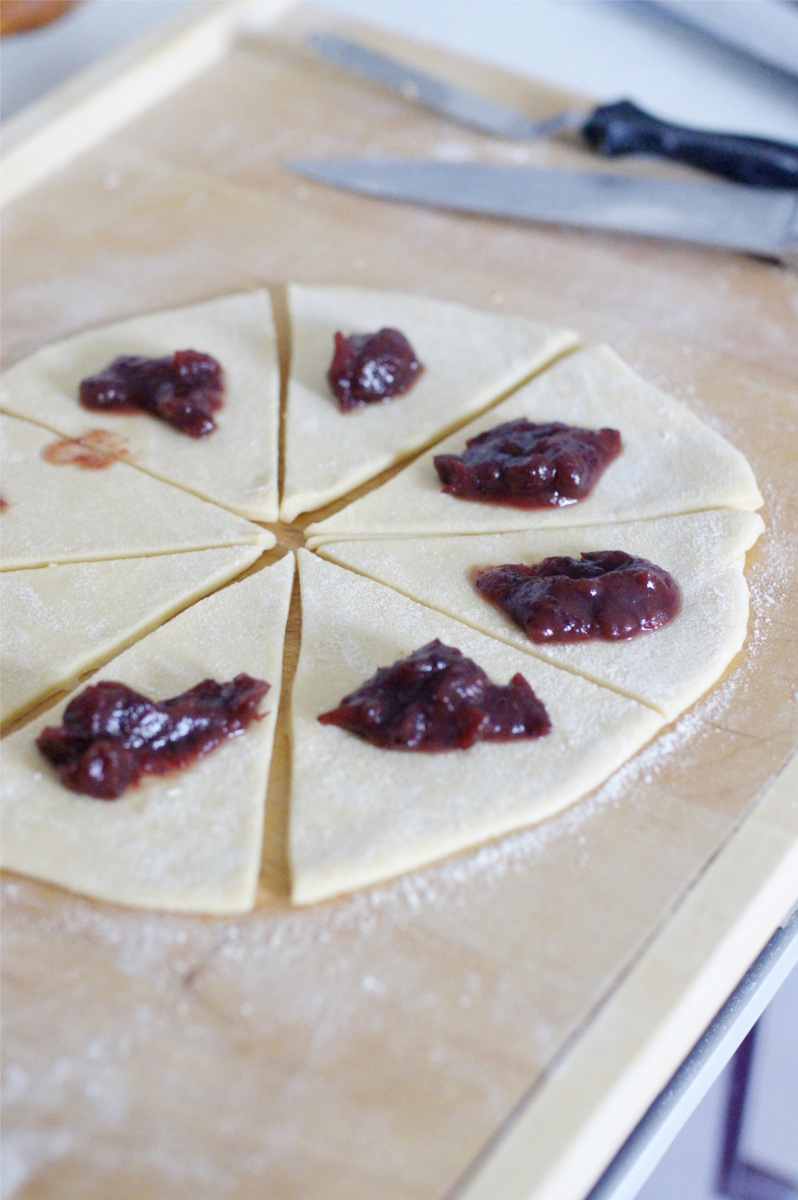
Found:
[0,414,273,569]
[318,510,764,721]
[0,555,294,914]
[290,552,664,905]
[0,290,280,520]
[280,284,579,521]
[305,345,763,545]
[0,544,266,725]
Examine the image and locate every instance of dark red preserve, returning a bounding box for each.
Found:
[318,639,550,750]
[36,674,269,800]
[473,551,681,643]
[327,327,423,412]
[434,419,621,508]
[79,350,224,438]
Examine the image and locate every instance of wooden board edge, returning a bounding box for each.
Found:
[0,0,296,208]
[452,748,798,1200]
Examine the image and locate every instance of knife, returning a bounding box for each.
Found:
[309,33,798,190]
[286,158,798,264]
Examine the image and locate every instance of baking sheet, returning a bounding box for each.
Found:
[2,6,797,1198]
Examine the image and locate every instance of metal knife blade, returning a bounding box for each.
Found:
[287,158,798,264]
[308,32,576,141]
[308,33,798,189]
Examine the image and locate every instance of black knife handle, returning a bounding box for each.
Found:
[582,100,798,190]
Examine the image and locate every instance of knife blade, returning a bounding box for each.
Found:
[287,158,798,264]
[309,33,798,190]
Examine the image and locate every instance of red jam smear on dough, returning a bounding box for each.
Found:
[0,495,7,512]
[327,328,423,412]
[41,429,131,470]
[434,420,622,508]
[318,639,550,751]
[79,350,224,438]
[473,552,681,643]
[36,674,269,800]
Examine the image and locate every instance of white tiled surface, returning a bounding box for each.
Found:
[2,3,797,1198]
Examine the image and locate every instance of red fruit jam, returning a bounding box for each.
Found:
[36,674,269,800]
[473,551,681,643]
[41,429,131,470]
[327,327,423,412]
[318,639,550,751]
[434,419,621,508]
[79,350,224,438]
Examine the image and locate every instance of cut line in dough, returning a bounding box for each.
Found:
[290,551,664,904]
[0,290,281,520]
[281,284,579,522]
[305,344,763,546]
[1,544,267,726]
[317,510,764,721]
[0,413,273,570]
[0,555,295,914]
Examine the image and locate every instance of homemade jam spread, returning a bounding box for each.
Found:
[318,639,550,750]
[327,327,423,412]
[36,674,269,799]
[41,429,131,470]
[473,551,681,643]
[434,419,622,507]
[79,350,224,437]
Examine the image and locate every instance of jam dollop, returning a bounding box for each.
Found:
[318,639,550,751]
[473,552,681,643]
[434,420,622,508]
[79,350,224,438]
[327,327,423,412]
[41,429,131,470]
[36,674,269,800]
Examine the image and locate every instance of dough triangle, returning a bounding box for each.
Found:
[305,345,763,545]
[0,555,295,913]
[290,551,663,904]
[0,414,273,570]
[318,510,763,721]
[0,290,280,520]
[1,544,267,725]
[280,284,578,521]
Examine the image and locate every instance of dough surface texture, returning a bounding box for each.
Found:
[318,510,764,721]
[0,414,273,569]
[306,345,763,545]
[1,544,266,725]
[0,290,280,520]
[280,284,579,522]
[290,552,663,904]
[0,556,294,914]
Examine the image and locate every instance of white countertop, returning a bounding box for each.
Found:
[3,0,798,142]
